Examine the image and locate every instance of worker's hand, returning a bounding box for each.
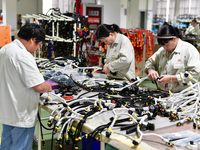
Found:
[147,69,159,80]
[157,75,171,84]
[102,64,110,74]
[47,83,53,92]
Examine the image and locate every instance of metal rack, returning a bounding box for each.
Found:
[22,13,77,57]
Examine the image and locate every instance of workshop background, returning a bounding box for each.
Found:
[1,0,200,150]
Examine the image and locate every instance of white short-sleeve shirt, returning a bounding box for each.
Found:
[0,39,44,127]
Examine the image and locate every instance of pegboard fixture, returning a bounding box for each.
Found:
[22,10,89,59]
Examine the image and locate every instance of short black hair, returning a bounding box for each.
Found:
[157,22,180,45]
[192,18,197,23]
[95,24,122,40]
[17,23,45,44]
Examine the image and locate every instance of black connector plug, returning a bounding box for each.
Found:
[184,73,189,77]
[132,140,139,146]
[106,131,111,138]
[146,123,155,131]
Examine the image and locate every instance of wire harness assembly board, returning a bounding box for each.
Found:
[36,57,200,150]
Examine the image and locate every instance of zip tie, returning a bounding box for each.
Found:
[189,76,193,79]
[135,135,140,143]
[135,136,138,140]
[67,107,71,111]
[56,116,59,120]
[65,136,69,138]
[169,90,173,96]
[108,128,114,133]
[85,134,88,139]
[124,102,127,106]
[47,96,52,101]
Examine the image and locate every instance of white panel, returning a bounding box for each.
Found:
[17,0,38,15]
[127,0,139,29]
[139,0,146,11]
[43,0,53,14]
[99,0,121,26]
[120,0,127,28]
[2,0,17,30]
[0,0,2,10]
[82,0,96,4]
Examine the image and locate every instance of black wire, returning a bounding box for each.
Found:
[37,112,56,150]
[72,110,98,150]
[39,118,44,146]
[37,112,55,130]
[62,128,65,150]
[77,91,90,99]
[51,125,55,150]
[86,123,110,150]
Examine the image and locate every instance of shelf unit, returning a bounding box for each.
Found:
[22,13,77,57]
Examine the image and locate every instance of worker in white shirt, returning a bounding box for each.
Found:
[95,24,135,81]
[145,22,200,93]
[0,23,52,150]
[185,18,200,36]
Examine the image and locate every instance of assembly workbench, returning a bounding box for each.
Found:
[37,71,199,150]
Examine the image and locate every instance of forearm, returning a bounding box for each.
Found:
[108,58,130,72]
[170,75,178,82]
[32,82,52,93]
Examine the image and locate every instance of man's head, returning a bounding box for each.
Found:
[17,23,45,53]
[191,19,197,27]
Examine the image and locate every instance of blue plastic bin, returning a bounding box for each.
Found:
[81,132,101,150]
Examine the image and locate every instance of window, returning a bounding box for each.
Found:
[156,0,175,23]
[179,0,200,18]
[156,0,200,23]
